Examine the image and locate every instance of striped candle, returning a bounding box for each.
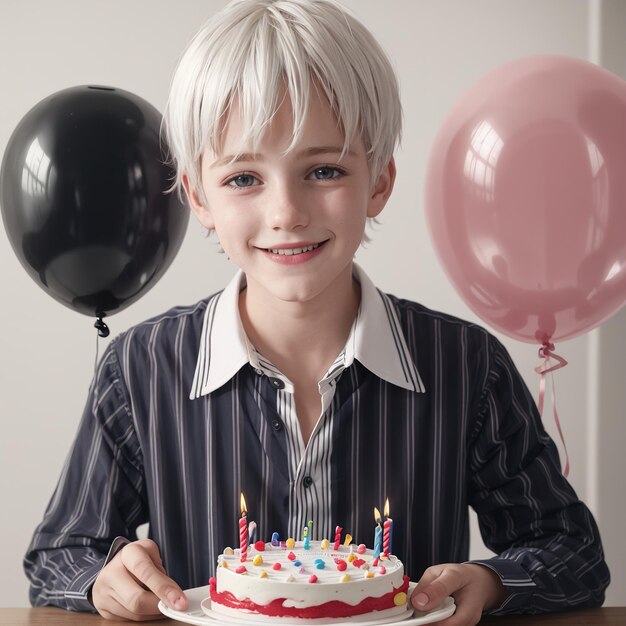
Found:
[383,498,392,557]
[239,493,248,563]
[333,525,342,551]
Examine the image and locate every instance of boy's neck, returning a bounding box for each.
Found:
[238,265,360,384]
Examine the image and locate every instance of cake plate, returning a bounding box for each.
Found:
[158,584,456,626]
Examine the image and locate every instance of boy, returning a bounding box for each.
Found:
[25,0,609,623]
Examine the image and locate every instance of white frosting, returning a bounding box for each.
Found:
[213,541,406,615]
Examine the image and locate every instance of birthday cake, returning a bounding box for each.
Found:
[208,539,410,621]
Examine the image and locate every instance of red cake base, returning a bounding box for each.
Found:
[209,575,410,619]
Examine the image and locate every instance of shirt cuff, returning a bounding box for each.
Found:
[65,537,130,612]
[466,557,536,615]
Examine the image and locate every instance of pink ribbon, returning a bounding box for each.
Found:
[534,342,570,477]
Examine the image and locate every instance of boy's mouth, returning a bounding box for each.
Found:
[261,240,327,256]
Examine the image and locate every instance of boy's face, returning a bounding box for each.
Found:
[185,86,395,308]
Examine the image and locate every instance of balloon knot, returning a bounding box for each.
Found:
[535,342,568,374]
[94,316,110,338]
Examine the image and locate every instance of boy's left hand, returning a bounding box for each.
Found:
[410,562,507,626]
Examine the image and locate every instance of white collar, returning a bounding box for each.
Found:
[189,264,424,399]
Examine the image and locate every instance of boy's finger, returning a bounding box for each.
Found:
[411,567,464,612]
[120,543,188,611]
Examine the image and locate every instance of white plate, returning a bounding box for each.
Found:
[158,584,455,626]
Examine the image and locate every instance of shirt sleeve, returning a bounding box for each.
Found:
[467,336,610,615]
[23,342,146,611]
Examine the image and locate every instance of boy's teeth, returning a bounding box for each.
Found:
[268,243,319,256]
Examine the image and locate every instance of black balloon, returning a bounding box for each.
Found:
[0,85,189,323]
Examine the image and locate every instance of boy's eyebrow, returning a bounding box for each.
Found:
[209,146,356,168]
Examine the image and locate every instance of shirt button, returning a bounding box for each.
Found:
[269,377,285,389]
[255,368,264,376]
[271,419,283,431]
[303,476,314,488]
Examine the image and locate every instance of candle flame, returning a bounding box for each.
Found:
[374,507,382,524]
[240,492,247,516]
[384,498,390,518]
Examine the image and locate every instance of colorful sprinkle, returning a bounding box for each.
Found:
[252,555,263,566]
[372,557,379,567]
[287,552,296,561]
[299,566,307,574]
[294,560,302,567]
[224,547,234,555]
[315,561,325,570]
[259,570,268,579]
[221,560,229,569]
[379,565,387,575]
[343,534,353,546]
[272,562,282,570]
[235,566,247,574]
[365,571,375,578]
[308,574,318,583]
[356,544,366,554]
[320,539,330,549]
[286,574,295,582]
[254,541,266,551]
[336,560,347,572]
[352,558,365,568]
[346,553,357,563]
[286,538,295,549]
[340,574,351,583]
[394,592,408,606]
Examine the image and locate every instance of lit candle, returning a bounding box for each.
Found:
[333,525,342,551]
[383,498,393,557]
[239,493,248,563]
[308,520,313,540]
[303,526,311,550]
[373,507,383,558]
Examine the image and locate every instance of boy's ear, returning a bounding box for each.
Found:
[367,157,396,218]
[182,172,215,230]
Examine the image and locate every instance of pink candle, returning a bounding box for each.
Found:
[239,493,248,563]
[383,498,393,557]
[333,525,343,551]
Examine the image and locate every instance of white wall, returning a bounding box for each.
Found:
[0,0,622,608]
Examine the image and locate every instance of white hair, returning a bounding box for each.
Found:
[163,0,402,203]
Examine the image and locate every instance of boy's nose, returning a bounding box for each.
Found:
[266,185,310,231]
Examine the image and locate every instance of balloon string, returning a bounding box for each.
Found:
[534,342,570,477]
[95,330,100,375]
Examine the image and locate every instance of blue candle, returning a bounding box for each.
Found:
[373,507,383,558]
[271,532,280,546]
[303,526,311,550]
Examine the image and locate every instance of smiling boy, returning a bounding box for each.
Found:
[25,1,609,624]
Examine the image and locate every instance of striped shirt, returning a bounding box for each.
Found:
[24,265,609,614]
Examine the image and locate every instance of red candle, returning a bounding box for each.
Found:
[239,493,248,563]
[383,498,393,557]
[333,525,342,551]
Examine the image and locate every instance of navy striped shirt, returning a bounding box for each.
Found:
[24,265,609,614]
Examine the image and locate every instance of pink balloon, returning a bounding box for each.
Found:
[424,55,626,345]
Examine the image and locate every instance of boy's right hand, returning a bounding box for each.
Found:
[91,539,188,621]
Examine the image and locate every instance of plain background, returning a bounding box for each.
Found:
[1,0,625,608]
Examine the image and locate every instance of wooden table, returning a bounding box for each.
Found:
[0,607,625,625]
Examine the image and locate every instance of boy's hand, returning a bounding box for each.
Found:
[92,539,188,621]
[410,563,507,626]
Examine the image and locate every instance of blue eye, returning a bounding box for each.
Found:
[228,174,258,188]
[310,166,343,180]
